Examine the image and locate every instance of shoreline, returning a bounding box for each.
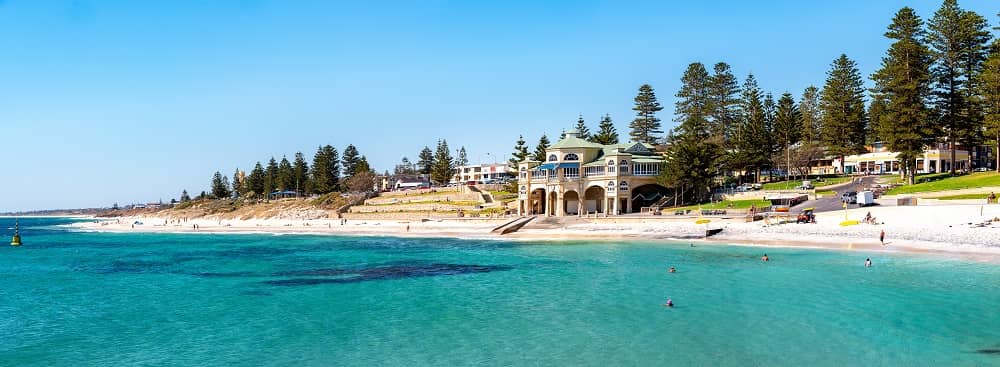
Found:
[66,203,1000,263]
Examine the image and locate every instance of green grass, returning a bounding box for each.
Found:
[816,189,835,196]
[928,193,989,200]
[886,172,1000,195]
[761,176,852,190]
[674,199,771,211]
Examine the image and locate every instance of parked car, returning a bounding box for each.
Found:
[841,191,857,204]
[752,183,762,190]
[796,180,814,190]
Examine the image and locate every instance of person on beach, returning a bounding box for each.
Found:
[668,266,676,273]
[664,299,674,308]
[865,258,872,267]
[761,254,769,262]
[879,230,885,245]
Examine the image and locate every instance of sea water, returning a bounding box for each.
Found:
[1,217,998,366]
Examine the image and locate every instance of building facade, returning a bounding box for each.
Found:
[516,129,669,216]
[452,163,514,183]
[839,143,970,174]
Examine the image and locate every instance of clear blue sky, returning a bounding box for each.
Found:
[2,0,997,211]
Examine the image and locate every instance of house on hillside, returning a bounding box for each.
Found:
[516,129,669,216]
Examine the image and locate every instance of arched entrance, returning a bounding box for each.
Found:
[630,184,670,214]
[530,188,546,215]
[584,186,605,214]
[563,190,580,215]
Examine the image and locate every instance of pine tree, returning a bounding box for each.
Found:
[660,62,723,203]
[533,134,551,162]
[629,84,664,144]
[395,157,416,176]
[866,95,888,145]
[341,144,361,178]
[774,92,802,179]
[457,146,469,167]
[977,13,1000,172]
[820,54,868,173]
[292,152,309,194]
[431,139,454,184]
[311,146,340,194]
[418,146,434,175]
[180,189,191,203]
[277,156,293,191]
[265,157,278,197]
[732,74,772,182]
[232,168,246,198]
[509,135,530,166]
[590,114,619,145]
[709,62,741,145]
[763,92,778,169]
[248,161,265,197]
[574,115,591,140]
[673,62,713,138]
[799,86,823,143]
[356,156,372,174]
[927,0,991,174]
[210,171,231,199]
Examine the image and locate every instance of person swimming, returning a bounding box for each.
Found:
[664,299,674,308]
[668,266,676,273]
[865,258,872,267]
[762,254,769,262]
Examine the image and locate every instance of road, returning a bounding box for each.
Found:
[798,176,878,213]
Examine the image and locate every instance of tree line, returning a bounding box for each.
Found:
[190,144,377,201]
[660,0,1000,203]
[392,139,466,185]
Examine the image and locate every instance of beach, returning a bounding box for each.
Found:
[71,203,1000,261]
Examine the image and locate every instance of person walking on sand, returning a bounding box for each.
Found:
[879,230,885,245]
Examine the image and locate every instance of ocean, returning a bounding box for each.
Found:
[1,217,998,366]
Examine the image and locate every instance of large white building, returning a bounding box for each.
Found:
[838,143,970,174]
[452,163,514,183]
[516,129,669,216]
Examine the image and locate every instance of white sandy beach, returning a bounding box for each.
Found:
[70,203,1000,261]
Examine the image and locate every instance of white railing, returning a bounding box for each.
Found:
[584,166,605,177]
[530,171,547,179]
[632,163,659,176]
[563,167,580,179]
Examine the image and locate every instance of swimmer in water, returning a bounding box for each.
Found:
[664,299,674,308]
[668,266,676,273]
[762,254,769,262]
[865,258,872,267]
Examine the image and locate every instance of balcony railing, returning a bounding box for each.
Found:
[584,166,605,177]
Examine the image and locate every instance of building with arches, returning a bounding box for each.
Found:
[516,129,669,216]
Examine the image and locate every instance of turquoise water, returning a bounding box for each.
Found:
[1,217,999,366]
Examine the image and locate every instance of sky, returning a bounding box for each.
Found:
[1,0,998,212]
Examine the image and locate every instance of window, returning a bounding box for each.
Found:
[548,154,558,162]
[620,160,629,173]
[564,153,579,161]
[619,181,629,191]
[608,160,615,166]
[608,160,616,173]
[563,167,579,178]
[607,181,615,190]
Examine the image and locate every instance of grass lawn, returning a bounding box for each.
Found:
[928,193,989,200]
[816,189,835,197]
[761,176,852,190]
[886,172,1000,195]
[674,199,771,211]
